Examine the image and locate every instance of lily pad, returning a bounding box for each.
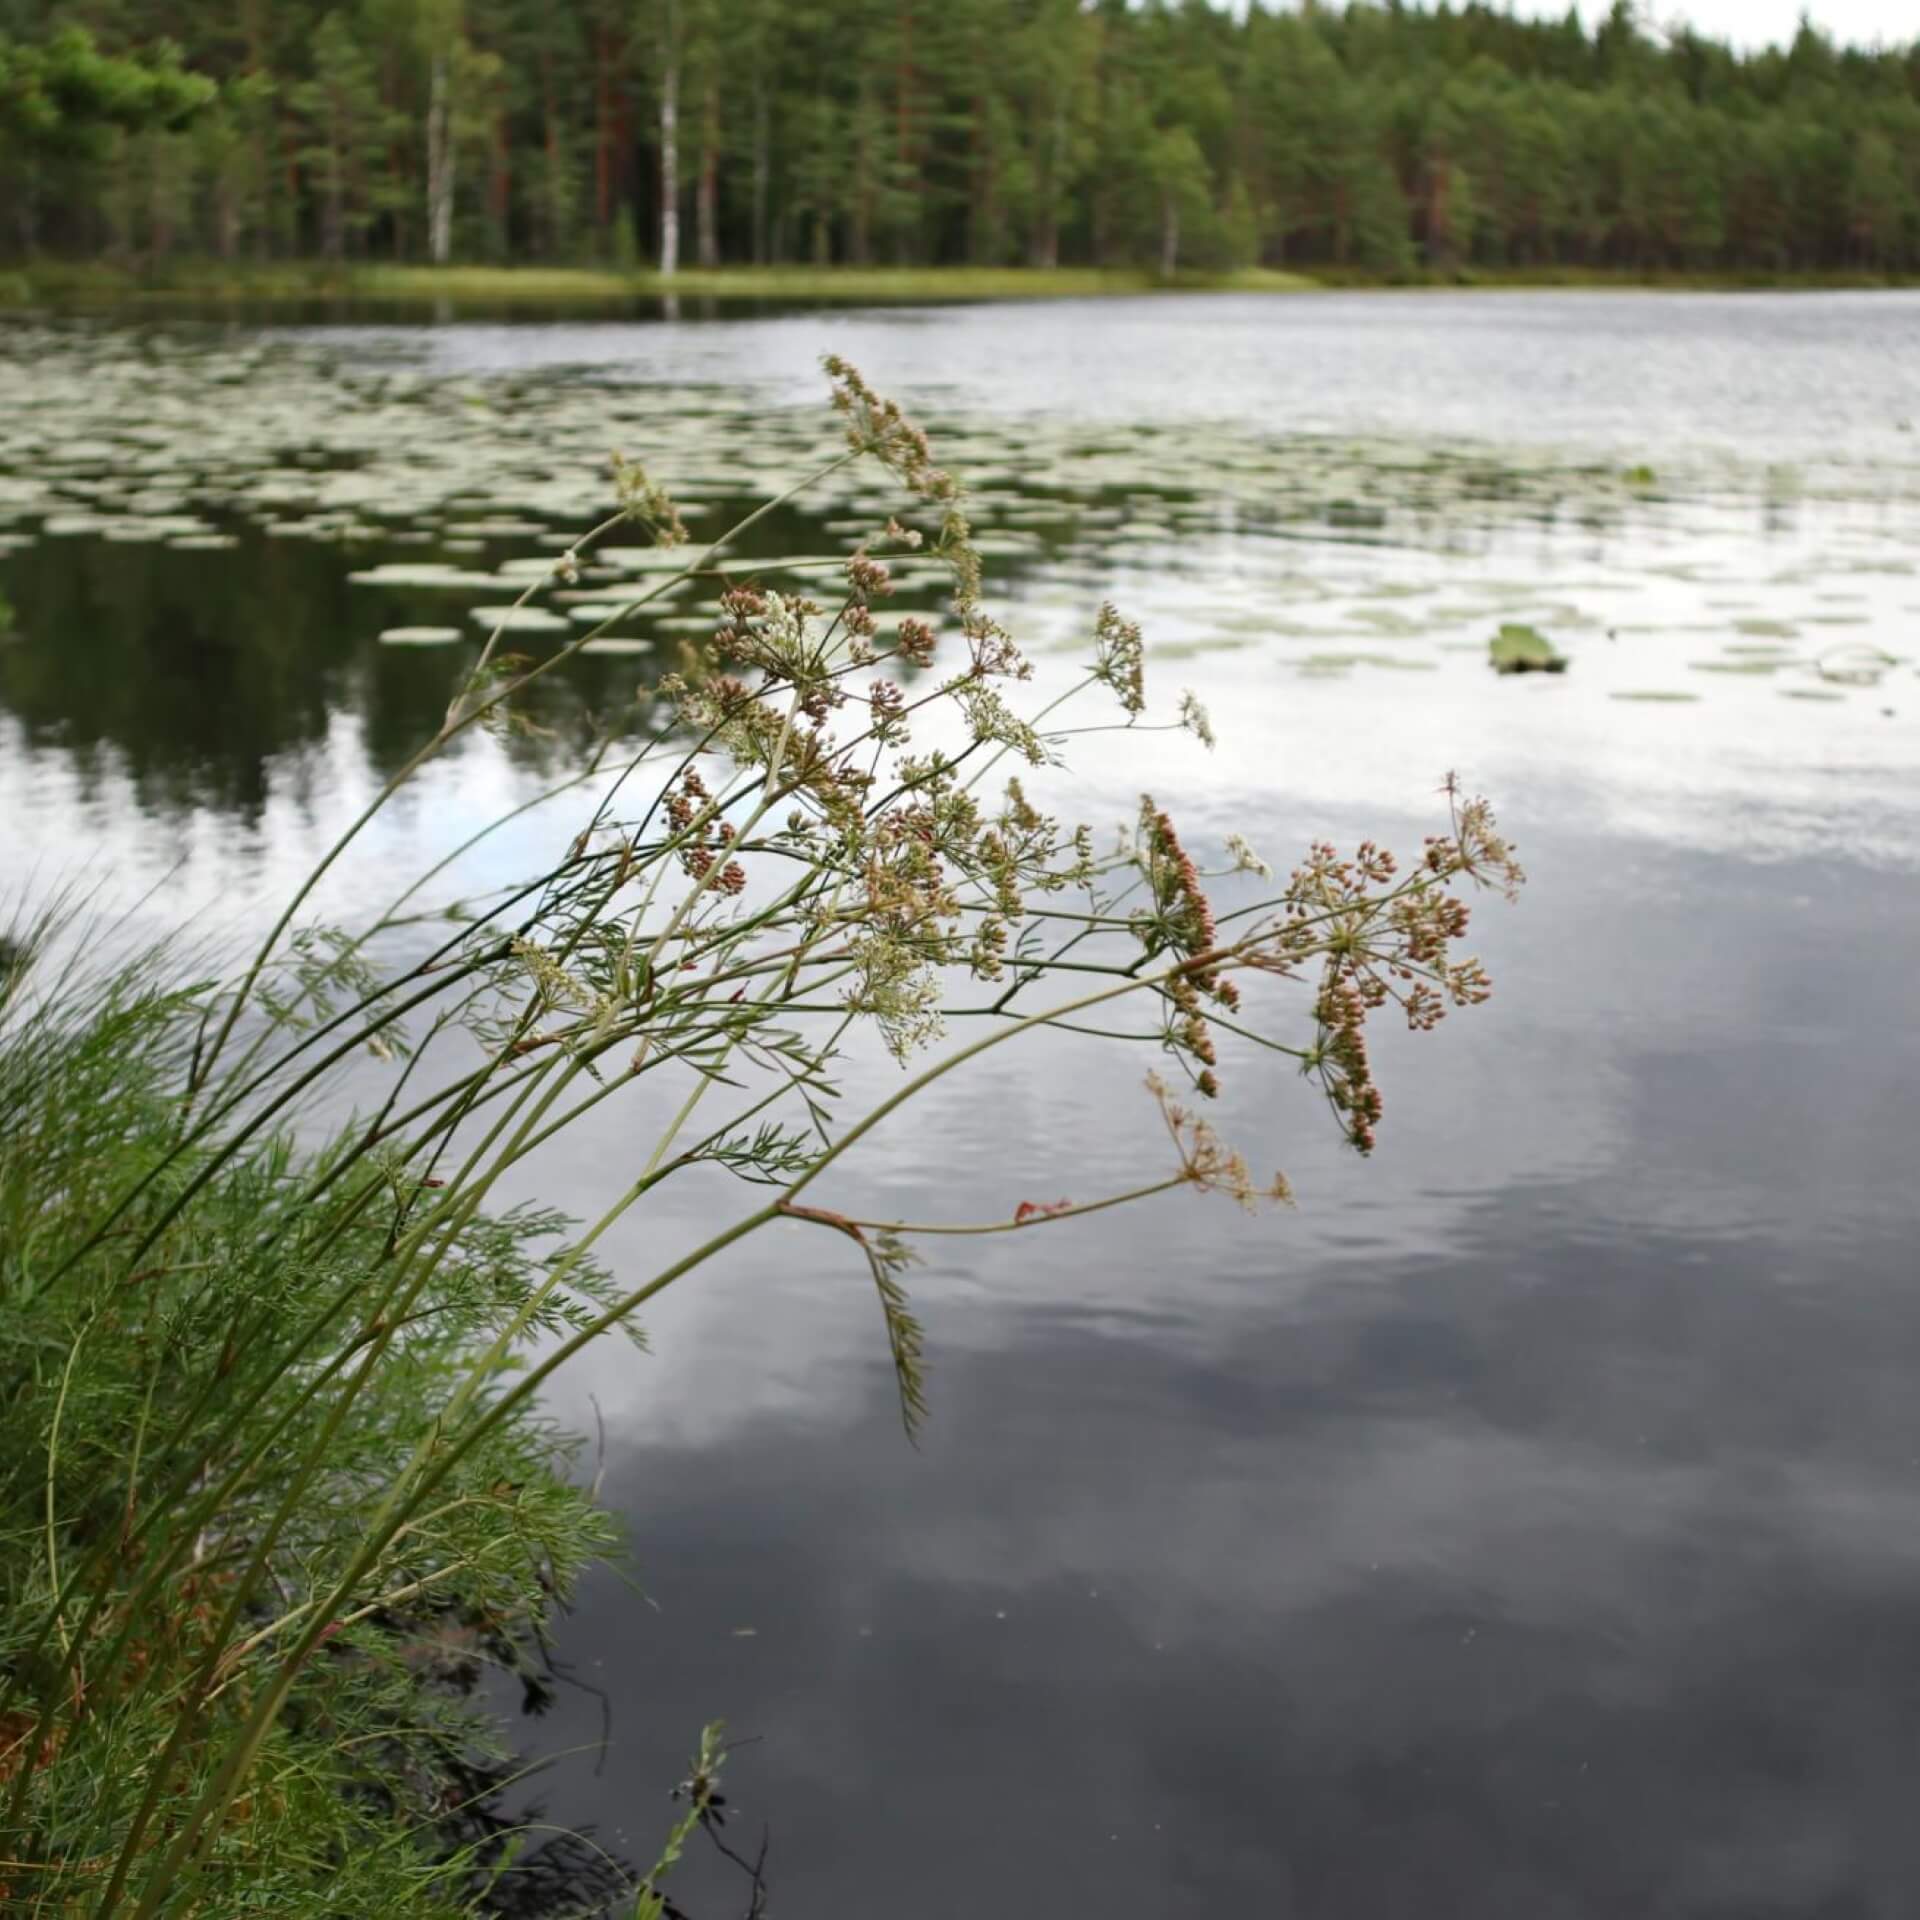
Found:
[1489,624,1568,675]
[1300,650,1437,672]
[349,564,502,591]
[379,626,466,647]
[600,546,703,572]
[467,606,572,636]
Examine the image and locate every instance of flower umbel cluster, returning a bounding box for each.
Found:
[1092,602,1146,717]
[540,365,1519,1400]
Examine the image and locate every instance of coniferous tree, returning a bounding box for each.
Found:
[2,0,1915,275]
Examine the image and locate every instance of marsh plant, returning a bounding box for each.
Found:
[0,359,1521,1916]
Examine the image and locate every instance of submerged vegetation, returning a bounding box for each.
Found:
[0,357,1523,1912]
[2,2,1919,284]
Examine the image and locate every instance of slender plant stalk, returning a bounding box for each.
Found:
[0,360,1521,1919]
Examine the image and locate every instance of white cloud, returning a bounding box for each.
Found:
[1579,0,1910,53]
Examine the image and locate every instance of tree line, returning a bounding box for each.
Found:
[3,0,1918,278]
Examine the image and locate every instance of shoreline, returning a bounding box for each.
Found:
[3,261,1915,313]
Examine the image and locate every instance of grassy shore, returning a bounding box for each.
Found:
[2,260,1319,308]
[1319,262,1916,293]
[1,259,1911,312]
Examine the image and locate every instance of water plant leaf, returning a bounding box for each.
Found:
[377,626,466,647]
[465,606,572,635]
[347,563,502,590]
[1489,623,1568,674]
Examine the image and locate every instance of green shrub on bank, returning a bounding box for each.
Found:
[0,914,625,1912]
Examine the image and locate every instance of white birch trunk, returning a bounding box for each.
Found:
[659,56,680,276]
[427,52,454,265]
[697,88,719,269]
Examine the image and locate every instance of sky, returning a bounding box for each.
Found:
[1574,0,1913,52]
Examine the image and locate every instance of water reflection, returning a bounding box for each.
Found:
[497,817,1920,1917]
[533,1201,1920,1916]
[2,302,1919,1914]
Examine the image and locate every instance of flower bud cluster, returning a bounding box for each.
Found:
[664,768,745,895]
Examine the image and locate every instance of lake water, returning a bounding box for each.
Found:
[4,291,1920,1916]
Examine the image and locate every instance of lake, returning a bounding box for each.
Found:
[4,290,1920,1916]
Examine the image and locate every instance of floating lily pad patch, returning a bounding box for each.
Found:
[378,626,466,647]
[1300,651,1436,673]
[1345,607,1426,635]
[445,517,548,539]
[466,606,571,635]
[1325,499,1387,528]
[1813,644,1899,686]
[600,545,706,571]
[1489,624,1568,674]
[1152,633,1259,659]
[349,563,502,590]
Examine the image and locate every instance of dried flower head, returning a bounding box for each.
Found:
[895,618,937,668]
[609,450,688,547]
[1147,1073,1292,1211]
[1225,833,1272,880]
[1092,602,1146,717]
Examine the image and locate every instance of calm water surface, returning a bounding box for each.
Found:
[4,292,1920,1916]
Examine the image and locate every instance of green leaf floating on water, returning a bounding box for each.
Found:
[1489,623,1568,674]
[378,626,465,647]
[1325,498,1387,529]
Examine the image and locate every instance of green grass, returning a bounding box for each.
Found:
[0,908,629,1915]
[4,258,1909,313]
[1312,261,1919,292]
[3,260,1321,309]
